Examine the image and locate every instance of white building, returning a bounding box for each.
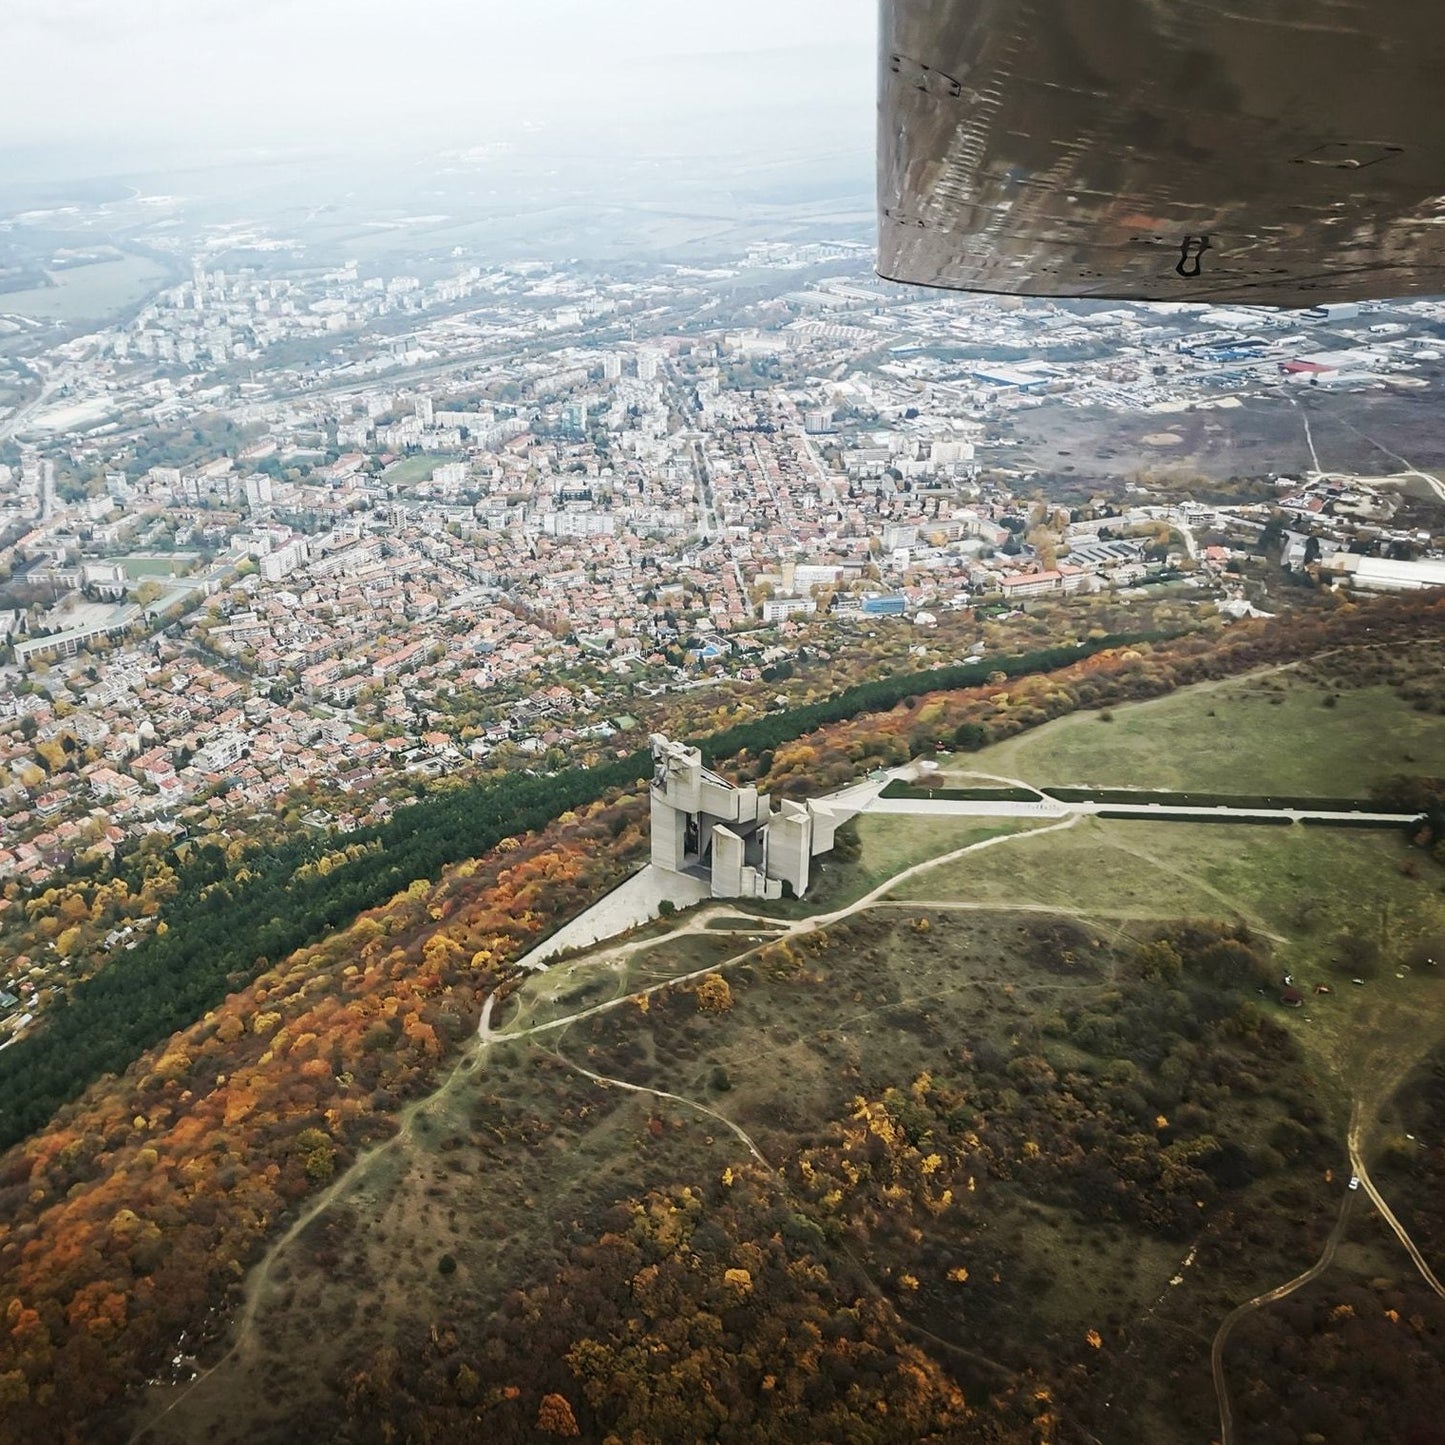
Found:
[260,539,309,582]
[761,596,817,624]
[648,735,840,901]
[1320,553,1445,593]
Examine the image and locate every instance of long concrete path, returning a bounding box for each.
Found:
[514,758,1416,976]
[867,795,1420,827]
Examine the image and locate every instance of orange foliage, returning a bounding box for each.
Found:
[0,792,646,1444]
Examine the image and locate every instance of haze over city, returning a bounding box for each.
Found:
[6,0,877,180]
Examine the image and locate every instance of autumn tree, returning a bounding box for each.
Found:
[695,975,733,1013]
[537,1392,580,1437]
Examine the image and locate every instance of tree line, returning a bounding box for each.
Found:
[0,633,1166,1151]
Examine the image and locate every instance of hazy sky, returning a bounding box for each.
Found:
[6,0,877,170]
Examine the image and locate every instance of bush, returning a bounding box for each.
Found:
[695,976,733,1014]
[1332,931,1380,978]
[953,721,988,751]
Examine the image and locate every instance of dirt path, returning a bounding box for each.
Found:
[129,992,504,1444]
[1324,410,1445,503]
[1211,1088,1445,1445]
[874,898,1244,926]
[1210,1188,1358,1445]
[1348,1099,1445,1299]
[548,1045,773,1170]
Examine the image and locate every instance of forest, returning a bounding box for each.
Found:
[172,911,1377,1445]
[0,629,1170,1151]
[0,591,1438,1444]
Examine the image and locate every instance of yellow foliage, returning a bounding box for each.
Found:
[1085,1329,1103,1349]
[152,1052,191,1085]
[694,975,733,1014]
[899,1274,919,1291]
[947,1266,969,1283]
[723,1268,753,1295]
[214,1016,244,1045]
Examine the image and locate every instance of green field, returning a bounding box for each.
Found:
[381,453,462,488]
[759,814,1046,919]
[0,255,170,322]
[945,673,1445,795]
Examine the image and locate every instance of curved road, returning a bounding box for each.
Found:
[1214,1099,1445,1445]
[1211,1188,1358,1445]
[1348,1102,1445,1299]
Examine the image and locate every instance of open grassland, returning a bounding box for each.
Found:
[889,817,1445,1099]
[756,814,1047,920]
[944,667,1445,796]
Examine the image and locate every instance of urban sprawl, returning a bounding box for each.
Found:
[1,232,1444,1037]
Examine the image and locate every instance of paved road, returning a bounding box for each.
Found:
[866,795,1419,827]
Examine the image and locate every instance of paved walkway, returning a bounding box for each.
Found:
[513,864,712,971]
[865,796,1418,826]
